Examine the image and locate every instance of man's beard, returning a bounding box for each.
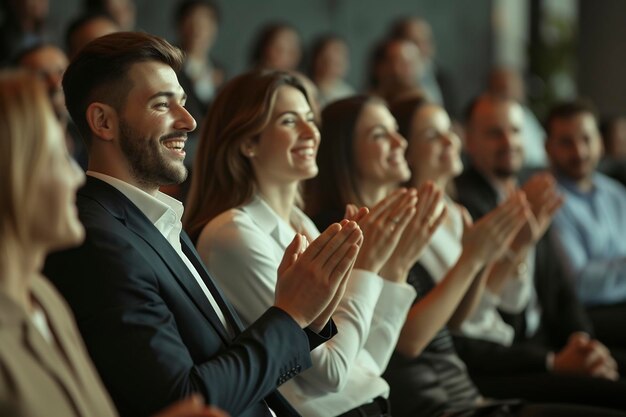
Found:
[118,119,188,189]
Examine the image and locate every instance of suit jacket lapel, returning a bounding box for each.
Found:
[181,233,245,334]
[79,178,231,342]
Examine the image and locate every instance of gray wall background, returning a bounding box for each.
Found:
[49,0,494,117]
[579,0,626,118]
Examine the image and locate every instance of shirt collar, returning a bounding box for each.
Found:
[86,171,184,227]
[241,194,310,248]
[555,171,598,198]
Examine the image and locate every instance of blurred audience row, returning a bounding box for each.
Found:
[2,1,626,417]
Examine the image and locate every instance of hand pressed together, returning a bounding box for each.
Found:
[380,182,447,282]
[350,188,418,274]
[274,221,363,331]
[553,332,619,381]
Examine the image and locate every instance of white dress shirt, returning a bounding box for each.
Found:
[196,194,416,417]
[87,172,233,335]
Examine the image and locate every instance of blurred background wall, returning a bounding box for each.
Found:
[25,0,626,121]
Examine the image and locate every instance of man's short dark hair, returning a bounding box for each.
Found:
[544,99,598,138]
[63,31,185,148]
[463,92,521,126]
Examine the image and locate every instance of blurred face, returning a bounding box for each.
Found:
[404,19,435,61]
[264,28,301,71]
[546,112,603,183]
[117,61,197,189]
[30,110,85,251]
[353,102,410,187]
[19,46,69,119]
[381,40,421,89]
[315,39,349,80]
[179,4,218,53]
[406,104,463,183]
[105,0,135,30]
[68,17,119,59]
[246,85,320,185]
[14,0,48,22]
[466,98,524,179]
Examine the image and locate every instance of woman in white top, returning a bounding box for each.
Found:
[184,70,443,417]
[303,95,539,416]
[391,96,541,346]
[307,95,531,359]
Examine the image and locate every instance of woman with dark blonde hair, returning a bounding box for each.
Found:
[0,70,227,417]
[184,69,446,417]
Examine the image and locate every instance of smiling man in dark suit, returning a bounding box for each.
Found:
[44,31,362,417]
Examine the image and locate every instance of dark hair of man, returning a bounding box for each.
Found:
[305,95,383,218]
[175,0,220,26]
[544,99,598,138]
[463,92,518,126]
[388,16,415,40]
[63,31,184,148]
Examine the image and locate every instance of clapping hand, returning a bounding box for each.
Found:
[380,182,447,282]
[519,172,564,242]
[349,188,418,274]
[274,220,363,331]
[461,191,529,265]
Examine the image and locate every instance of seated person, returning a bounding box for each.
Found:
[65,12,119,59]
[184,70,429,417]
[13,42,88,169]
[546,100,626,352]
[0,70,227,417]
[305,95,620,416]
[308,34,355,108]
[454,93,626,408]
[43,32,360,417]
[598,115,626,187]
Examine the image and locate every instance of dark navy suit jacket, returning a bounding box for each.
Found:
[45,177,333,417]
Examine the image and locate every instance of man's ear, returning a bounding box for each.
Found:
[85,102,118,142]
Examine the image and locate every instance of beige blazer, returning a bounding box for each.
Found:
[0,276,118,417]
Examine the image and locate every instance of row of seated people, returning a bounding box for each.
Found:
[1,31,626,417]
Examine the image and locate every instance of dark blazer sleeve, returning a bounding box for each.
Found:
[45,222,311,417]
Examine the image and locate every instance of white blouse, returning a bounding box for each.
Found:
[196,195,416,417]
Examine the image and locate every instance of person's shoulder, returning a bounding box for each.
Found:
[595,172,626,197]
[197,208,260,250]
